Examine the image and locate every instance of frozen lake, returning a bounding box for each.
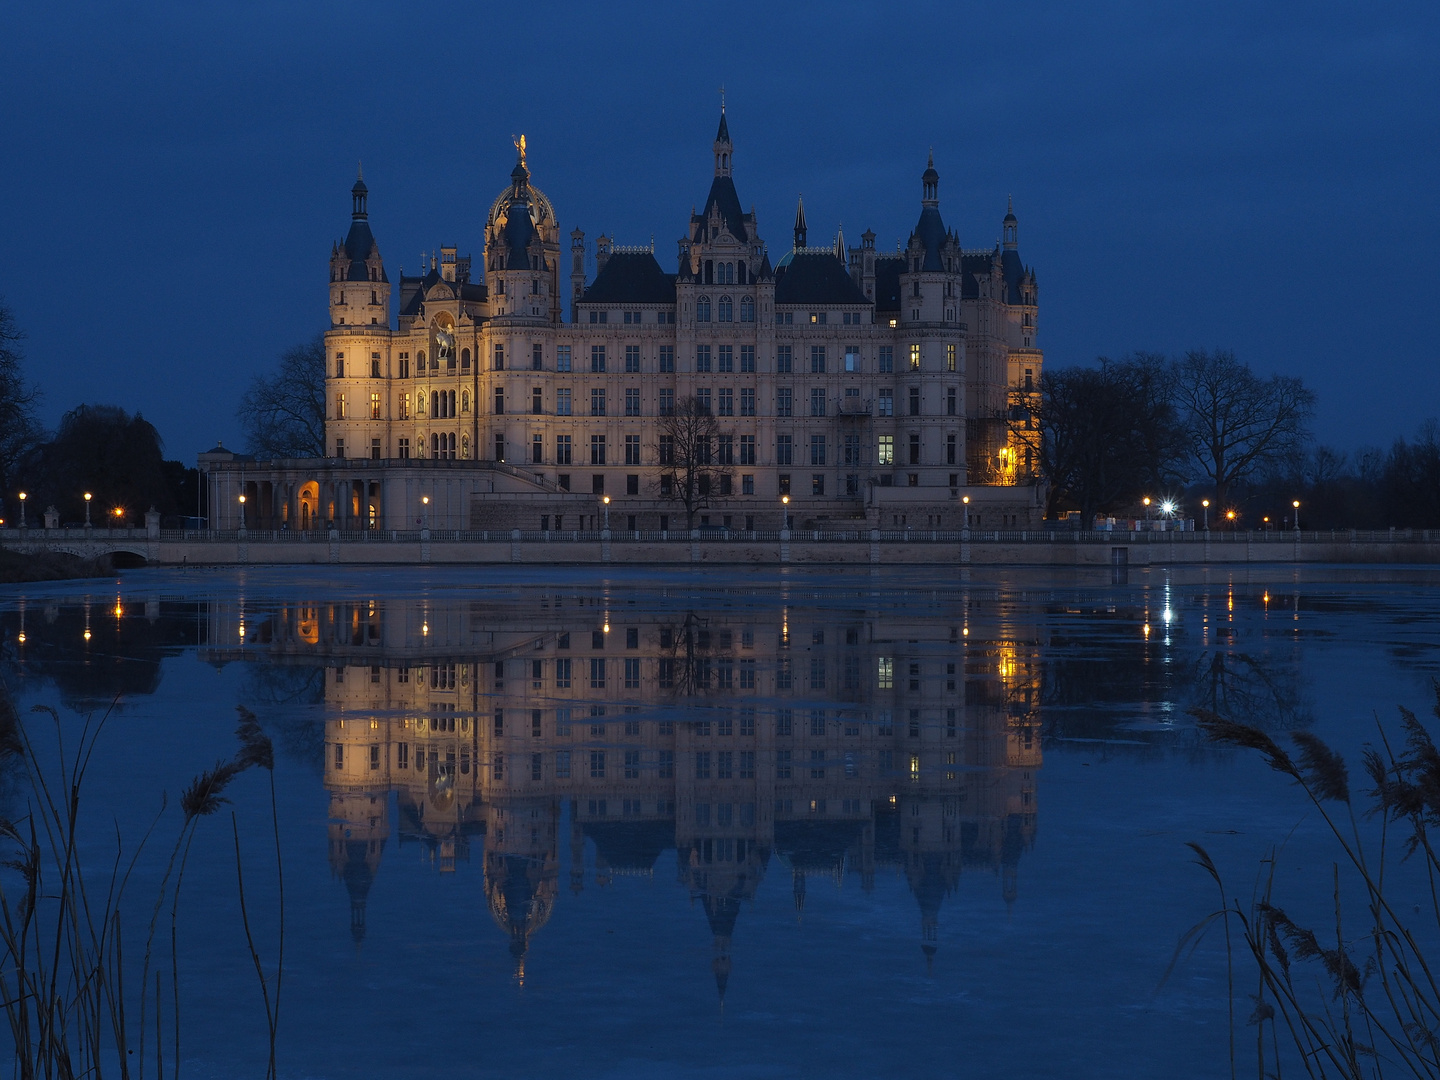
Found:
[3,564,1438,1078]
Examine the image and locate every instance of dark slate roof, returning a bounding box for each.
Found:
[715,111,731,143]
[911,206,947,272]
[873,256,903,312]
[342,219,387,282]
[581,252,677,304]
[960,251,995,300]
[583,820,673,872]
[503,201,536,270]
[756,249,773,281]
[773,252,870,306]
[696,175,748,242]
[1001,248,1026,304]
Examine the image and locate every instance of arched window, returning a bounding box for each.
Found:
[740,296,755,323]
[461,348,470,369]
[697,296,711,322]
[704,260,713,284]
[417,350,426,372]
[431,391,439,417]
[718,296,733,322]
[431,433,440,457]
[737,263,747,286]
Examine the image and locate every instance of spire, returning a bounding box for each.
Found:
[793,196,807,249]
[834,223,845,260]
[921,150,939,208]
[351,166,368,220]
[1003,196,1019,250]
[713,104,733,178]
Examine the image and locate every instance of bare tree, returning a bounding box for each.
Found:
[652,396,732,531]
[1029,357,1184,523]
[0,299,42,498]
[237,335,327,459]
[1173,349,1314,506]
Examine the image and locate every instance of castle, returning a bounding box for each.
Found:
[202,110,1044,533]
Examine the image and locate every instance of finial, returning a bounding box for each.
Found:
[1008,193,1013,213]
[928,147,934,169]
[719,84,726,112]
[512,134,527,166]
[357,160,363,181]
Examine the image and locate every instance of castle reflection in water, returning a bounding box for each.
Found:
[210,587,1040,995]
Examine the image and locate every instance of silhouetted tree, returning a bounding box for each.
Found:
[1173,349,1314,507]
[237,334,327,459]
[21,404,177,523]
[0,299,42,506]
[1380,419,1440,527]
[653,396,732,530]
[1032,357,1184,523]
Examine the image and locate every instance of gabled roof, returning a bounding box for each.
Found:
[873,256,904,312]
[774,252,870,306]
[695,175,749,243]
[582,252,676,304]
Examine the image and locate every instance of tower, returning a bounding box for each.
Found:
[329,168,390,328]
[793,196,807,250]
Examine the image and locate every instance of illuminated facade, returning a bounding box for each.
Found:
[210,590,1042,990]
[205,111,1044,533]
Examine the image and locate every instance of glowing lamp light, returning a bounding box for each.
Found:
[84,493,92,502]
[83,629,91,641]
[238,494,246,504]
[1161,501,1176,515]
[962,495,970,504]
[16,633,24,644]
[602,496,610,505]
[421,496,430,505]
[1292,500,1301,509]
[1142,497,1151,507]
[781,495,789,505]
[1226,510,1236,521]
[1201,499,1210,508]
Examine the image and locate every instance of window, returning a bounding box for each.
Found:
[739,345,756,374]
[659,345,674,372]
[531,433,543,464]
[532,752,543,781]
[878,435,894,466]
[909,387,921,416]
[776,434,793,466]
[947,387,957,416]
[844,347,859,372]
[533,343,543,370]
[625,345,640,372]
[878,389,893,416]
[494,387,505,415]
[742,474,754,494]
[494,434,505,461]
[810,388,826,416]
[624,434,641,465]
[696,345,711,373]
[399,392,410,419]
[946,343,957,372]
[878,346,893,373]
[739,434,756,465]
[626,474,639,495]
[811,473,825,496]
[556,345,572,372]
[718,296,733,322]
[556,750,571,779]
[695,387,711,414]
[717,434,734,465]
[717,751,733,779]
[777,387,793,417]
[776,749,792,779]
[718,388,734,416]
[844,434,861,467]
[909,344,921,370]
[591,388,606,416]
[659,435,674,465]
[556,388,572,415]
[590,657,606,688]
[659,388,675,415]
[398,352,409,378]
[591,346,606,373]
[397,437,410,459]
[695,752,711,779]
[777,345,793,373]
[556,434,572,464]
[810,434,826,466]
[494,344,505,370]
[810,346,826,373]
[810,750,826,779]
[696,296,711,322]
[369,392,381,419]
[947,434,957,465]
[334,352,344,378]
[555,657,572,688]
[624,749,640,779]
[909,433,921,465]
[590,434,606,465]
[590,750,606,778]
[717,345,733,373]
[740,387,756,416]
[624,657,640,688]
[740,296,755,322]
[335,393,346,419]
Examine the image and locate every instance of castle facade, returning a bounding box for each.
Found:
[204,112,1044,532]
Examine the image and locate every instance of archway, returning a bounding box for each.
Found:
[299,481,319,531]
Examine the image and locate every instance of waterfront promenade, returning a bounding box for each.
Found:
[3,520,1438,567]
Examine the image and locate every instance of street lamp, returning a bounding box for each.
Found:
[1201,499,1210,530]
[112,507,124,525]
[1142,496,1151,522]
[602,494,610,531]
[1292,499,1301,531]
[237,492,246,529]
[84,492,92,526]
[17,491,25,528]
[1226,509,1236,529]
[781,493,790,530]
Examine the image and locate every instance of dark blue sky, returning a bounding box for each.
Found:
[2,1,1436,459]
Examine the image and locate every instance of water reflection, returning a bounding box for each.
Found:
[205,594,1042,991]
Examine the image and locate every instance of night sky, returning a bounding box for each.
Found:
[2,1,1436,460]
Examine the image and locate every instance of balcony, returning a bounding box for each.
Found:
[836,396,872,418]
